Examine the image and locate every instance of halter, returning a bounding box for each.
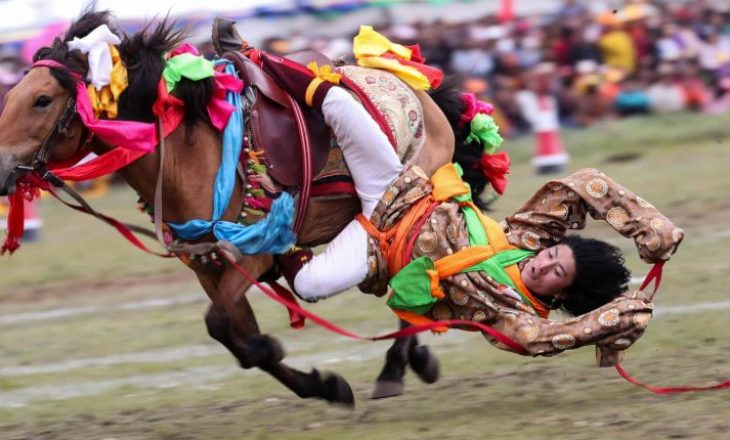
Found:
[11,60,88,188]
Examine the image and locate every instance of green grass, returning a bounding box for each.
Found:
[1,112,730,439]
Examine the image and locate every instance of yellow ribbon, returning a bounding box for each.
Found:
[352,25,431,90]
[305,62,342,107]
[353,25,413,60]
[87,45,128,119]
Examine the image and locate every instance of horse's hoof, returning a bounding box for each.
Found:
[322,372,355,408]
[370,380,404,399]
[409,345,439,384]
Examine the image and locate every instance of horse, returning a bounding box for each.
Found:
[0,10,470,405]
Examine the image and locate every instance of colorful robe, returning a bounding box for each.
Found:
[359,167,683,366]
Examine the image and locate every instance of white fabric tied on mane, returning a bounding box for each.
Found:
[67,24,121,90]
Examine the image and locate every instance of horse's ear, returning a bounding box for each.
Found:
[32,46,53,62]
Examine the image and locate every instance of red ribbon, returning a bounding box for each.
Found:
[478,151,511,195]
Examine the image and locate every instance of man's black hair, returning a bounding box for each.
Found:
[558,235,631,316]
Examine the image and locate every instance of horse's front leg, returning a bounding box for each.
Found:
[371,320,440,399]
[205,254,354,406]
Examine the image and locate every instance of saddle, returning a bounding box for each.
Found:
[213,18,342,232]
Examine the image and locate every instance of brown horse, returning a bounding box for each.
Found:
[0,11,464,405]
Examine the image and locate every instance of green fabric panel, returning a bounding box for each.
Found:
[163,53,215,92]
[462,205,488,247]
[387,256,438,314]
[463,248,535,292]
[453,162,464,176]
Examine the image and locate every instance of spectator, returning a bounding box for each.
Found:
[615,74,650,116]
[647,63,686,113]
[598,15,637,74]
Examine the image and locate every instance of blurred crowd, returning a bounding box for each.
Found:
[260,0,730,136]
[2,0,730,136]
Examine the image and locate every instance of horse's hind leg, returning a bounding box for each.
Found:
[205,254,354,406]
[371,320,440,399]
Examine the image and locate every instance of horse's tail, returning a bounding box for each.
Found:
[428,77,491,209]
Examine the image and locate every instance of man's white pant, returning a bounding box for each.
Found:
[294,87,403,301]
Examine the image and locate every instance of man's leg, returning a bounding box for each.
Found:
[321,87,403,215]
[288,87,402,301]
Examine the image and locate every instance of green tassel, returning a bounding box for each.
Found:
[249,188,265,197]
[244,207,265,216]
[466,113,503,154]
[251,164,267,174]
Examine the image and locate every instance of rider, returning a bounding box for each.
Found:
[255,30,683,362]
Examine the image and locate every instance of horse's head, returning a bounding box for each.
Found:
[0,62,86,195]
[0,10,124,195]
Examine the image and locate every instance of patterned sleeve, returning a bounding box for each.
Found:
[483,290,653,365]
[503,168,684,263]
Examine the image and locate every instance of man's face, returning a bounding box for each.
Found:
[521,244,576,297]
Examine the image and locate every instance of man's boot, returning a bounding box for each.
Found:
[277,246,314,299]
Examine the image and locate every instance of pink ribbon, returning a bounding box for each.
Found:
[459,92,494,127]
[32,59,158,153]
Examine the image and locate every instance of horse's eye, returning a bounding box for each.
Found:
[34,95,52,108]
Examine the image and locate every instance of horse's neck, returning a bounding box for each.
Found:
[91,123,242,224]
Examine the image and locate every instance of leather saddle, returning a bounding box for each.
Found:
[212,17,332,188]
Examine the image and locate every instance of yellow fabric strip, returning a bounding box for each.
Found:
[434,246,496,279]
[87,45,128,119]
[304,77,324,107]
[430,163,471,201]
[356,56,431,90]
[469,200,513,252]
[353,25,412,59]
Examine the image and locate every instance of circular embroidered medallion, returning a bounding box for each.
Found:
[382,188,398,204]
[606,207,629,228]
[417,231,438,253]
[472,311,487,322]
[586,178,609,198]
[521,231,541,250]
[645,233,661,251]
[549,204,569,220]
[552,334,576,349]
[650,218,665,230]
[449,287,469,306]
[598,308,621,327]
[633,312,651,329]
[432,303,453,321]
[583,327,593,334]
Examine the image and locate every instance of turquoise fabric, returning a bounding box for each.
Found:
[167,60,296,255]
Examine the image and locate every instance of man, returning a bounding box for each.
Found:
[280,162,682,364]
[261,28,683,364]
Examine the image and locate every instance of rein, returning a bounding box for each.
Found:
[10,59,728,396]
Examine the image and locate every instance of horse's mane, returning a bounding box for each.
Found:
[33,8,213,130]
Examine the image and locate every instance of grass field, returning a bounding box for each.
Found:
[1,112,730,440]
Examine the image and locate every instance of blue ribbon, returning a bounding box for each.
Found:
[167,59,296,254]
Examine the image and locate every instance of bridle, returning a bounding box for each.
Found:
[9,61,88,189]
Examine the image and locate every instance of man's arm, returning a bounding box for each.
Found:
[503,168,684,262]
[483,289,653,364]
